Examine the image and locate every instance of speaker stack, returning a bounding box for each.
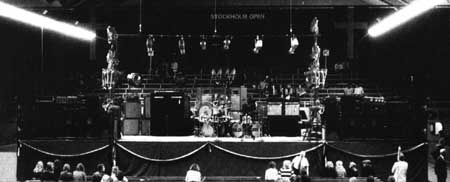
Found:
[150,91,190,136]
[122,96,151,136]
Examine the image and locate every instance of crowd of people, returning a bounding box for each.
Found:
[32,160,127,182]
[32,149,410,182]
[261,150,407,182]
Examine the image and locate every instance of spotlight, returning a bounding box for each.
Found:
[223,36,231,50]
[178,35,186,55]
[368,0,445,37]
[288,35,299,55]
[0,2,95,41]
[126,73,142,87]
[146,35,155,57]
[200,35,207,50]
[253,35,263,54]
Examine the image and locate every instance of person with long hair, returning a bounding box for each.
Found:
[291,151,309,176]
[41,161,55,182]
[59,163,74,182]
[335,160,347,178]
[73,163,87,182]
[111,165,128,182]
[391,148,408,182]
[185,163,202,182]
[32,161,44,180]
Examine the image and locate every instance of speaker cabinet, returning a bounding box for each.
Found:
[231,86,247,111]
[124,102,141,118]
[150,92,188,136]
[123,119,139,135]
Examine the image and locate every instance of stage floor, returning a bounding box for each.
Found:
[119,135,322,142]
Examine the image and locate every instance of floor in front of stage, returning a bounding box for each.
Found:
[119,135,322,142]
[0,144,17,182]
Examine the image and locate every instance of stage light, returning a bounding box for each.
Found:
[288,35,299,55]
[74,21,79,25]
[200,35,207,50]
[146,35,155,57]
[127,73,142,87]
[178,35,186,55]
[368,0,446,37]
[253,35,263,54]
[42,10,48,15]
[0,1,96,41]
[223,36,231,50]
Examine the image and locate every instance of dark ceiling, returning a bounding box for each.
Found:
[5,0,448,8]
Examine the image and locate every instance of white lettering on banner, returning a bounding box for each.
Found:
[210,13,265,20]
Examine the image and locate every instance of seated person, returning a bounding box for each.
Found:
[323,161,337,178]
[264,161,280,182]
[59,163,74,182]
[185,163,202,182]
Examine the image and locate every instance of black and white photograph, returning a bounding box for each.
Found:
[0,0,448,181]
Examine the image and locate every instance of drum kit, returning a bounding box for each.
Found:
[194,95,262,138]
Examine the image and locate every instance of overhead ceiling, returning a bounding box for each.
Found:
[3,0,449,8]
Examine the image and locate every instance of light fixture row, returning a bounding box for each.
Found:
[145,34,309,56]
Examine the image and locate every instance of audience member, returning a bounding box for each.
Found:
[264,161,279,182]
[116,170,127,182]
[435,149,447,182]
[92,163,106,182]
[348,177,357,182]
[111,165,128,182]
[41,161,55,181]
[73,163,87,182]
[59,163,74,182]
[32,161,44,180]
[323,161,337,178]
[279,160,294,182]
[335,160,346,178]
[387,175,396,182]
[347,162,359,177]
[53,159,62,180]
[185,163,202,182]
[391,153,408,182]
[296,169,311,182]
[361,160,375,177]
[292,151,309,176]
[366,176,375,182]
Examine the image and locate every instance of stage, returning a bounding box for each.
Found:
[17,137,427,181]
[119,136,320,143]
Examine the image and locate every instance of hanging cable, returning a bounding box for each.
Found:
[139,0,142,32]
[214,0,217,34]
[289,0,293,34]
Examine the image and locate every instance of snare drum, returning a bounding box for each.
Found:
[201,122,215,137]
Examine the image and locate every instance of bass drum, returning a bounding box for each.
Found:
[232,123,243,138]
[201,122,215,137]
[251,122,262,137]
